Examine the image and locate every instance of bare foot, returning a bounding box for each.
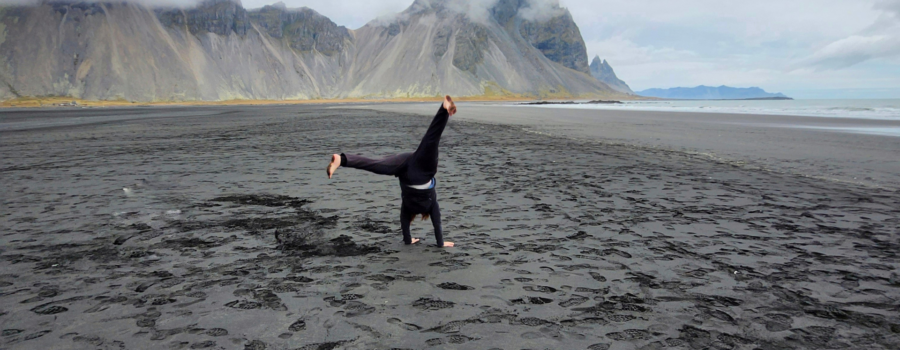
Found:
[442,242,454,247]
[444,95,456,116]
[327,154,340,179]
[410,238,420,244]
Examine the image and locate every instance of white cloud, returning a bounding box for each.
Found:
[586,36,697,66]
[438,0,501,24]
[518,0,565,22]
[876,0,900,15]
[796,0,900,70]
[565,0,879,46]
[242,0,413,29]
[358,0,502,27]
[800,35,900,70]
[0,0,205,6]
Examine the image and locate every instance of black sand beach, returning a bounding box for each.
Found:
[1,105,899,349]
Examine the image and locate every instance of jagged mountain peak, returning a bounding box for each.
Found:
[590,56,633,94]
[591,55,610,67]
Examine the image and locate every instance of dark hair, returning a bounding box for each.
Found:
[410,213,430,223]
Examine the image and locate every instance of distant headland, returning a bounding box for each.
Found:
[637,86,792,100]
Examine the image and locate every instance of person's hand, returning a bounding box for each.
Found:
[443,95,456,116]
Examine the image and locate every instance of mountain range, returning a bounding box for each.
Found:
[0,0,624,102]
[636,86,790,100]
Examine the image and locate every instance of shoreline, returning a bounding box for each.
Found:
[518,100,900,121]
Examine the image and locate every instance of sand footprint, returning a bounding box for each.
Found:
[189,341,215,349]
[412,298,455,310]
[288,319,306,332]
[205,328,228,337]
[387,317,422,331]
[512,296,553,305]
[523,285,558,293]
[31,304,67,315]
[588,272,607,282]
[426,335,477,345]
[437,282,474,290]
[559,295,589,307]
[605,329,650,340]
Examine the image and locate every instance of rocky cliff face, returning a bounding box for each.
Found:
[489,0,589,74]
[158,0,252,36]
[0,0,617,101]
[589,56,633,94]
[248,3,351,55]
[519,12,590,74]
[0,1,351,101]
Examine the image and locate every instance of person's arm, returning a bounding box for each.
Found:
[401,207,414,245]
[430,200,444,247]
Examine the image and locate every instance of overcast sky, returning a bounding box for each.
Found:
[4,0,897,98]
[238,0,900,99]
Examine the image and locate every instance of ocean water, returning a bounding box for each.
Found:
[775,125,900,137]
[525,99,900,120]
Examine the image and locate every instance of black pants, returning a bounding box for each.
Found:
[341,104,450,246]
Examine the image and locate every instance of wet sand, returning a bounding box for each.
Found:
[1,105,899,349]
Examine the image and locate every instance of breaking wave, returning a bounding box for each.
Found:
[521,99,900,120]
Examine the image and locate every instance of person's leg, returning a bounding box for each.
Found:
[328,152,412,178]
[405,96,456,184]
